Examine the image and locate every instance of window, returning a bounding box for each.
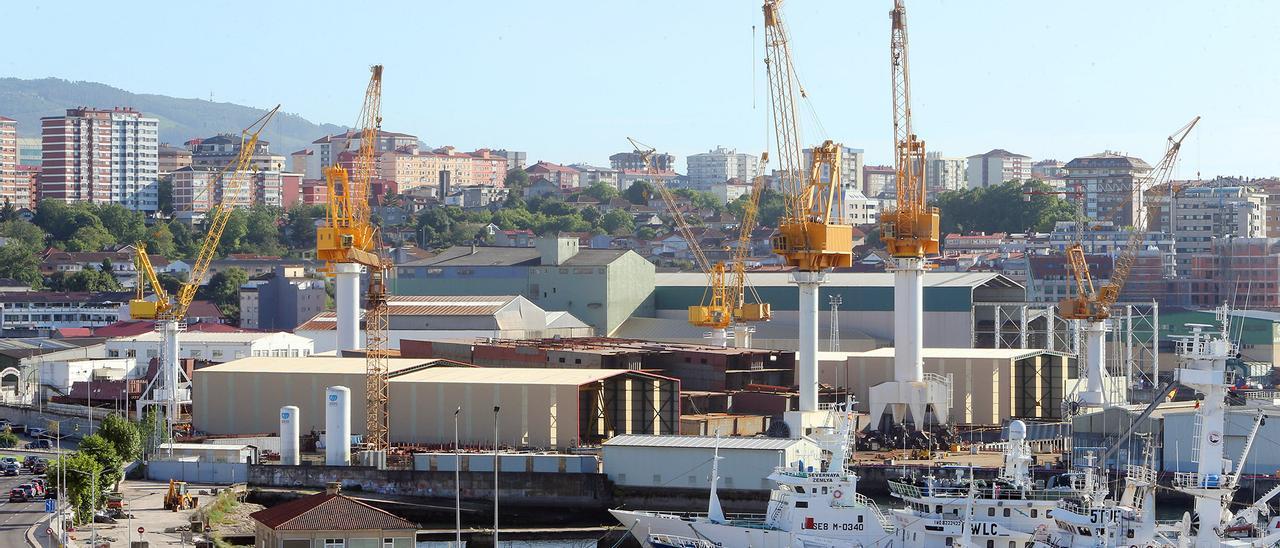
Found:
[1031,509,1037,517]
[987,541,994,548]
[212,350,223,359]
[795,501,808,508]
[324,540,345,548]
[988,508,995,516]
[1003,508,1010,517]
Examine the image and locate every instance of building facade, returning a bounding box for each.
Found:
[0,291,130,336]
[492,149,527,172]
[610,150,674,172]
[1189,238,1280,310]
[804,144,865,198]
[238,266,327,330]
[302,129,418,180]
[1064,152,1152,228]
[863,164,895,198]
[39,108,160,211]
[157,144,192,175]
[687,147,759,187]
[570,164,620,189]
[925,150,966,196]
[1165,186,1267,258]
[966,149,1031,189]
[525,161,581,189]
[188,134,286,172]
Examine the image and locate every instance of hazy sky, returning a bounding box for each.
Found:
[5,1,1278,177]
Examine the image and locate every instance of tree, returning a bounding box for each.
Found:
[637,226,658,240]
[625,181,656,205]
[601,209,635,235]
[674,188,725,214]
[99,413,142,462]
[0,199,15,223]
[199,267,248,321]
[62,268,123,292]
[0,244,42,289]
[0,219,46,249]
[503,168,530,191]
[77,433,123,492]
[0,426,17,448]
[168,220,201,259]
[95,204,147,244]
[729,188,785,228]
[157,177,174,215]
[144,222,177,258]
[583,181,620,203]
[156,272,185,296]
[138,407,168,457]
[47,452,104,524]
[933,180,1076,234]
[65,224,116,252]
[284,204,326,250]
[217,209,250,254]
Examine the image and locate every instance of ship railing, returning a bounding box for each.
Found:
[850,492,896,531]
[1172,472,1230,490]
[888,479,1071,502]
[654,510,767,522]
[1125,464,1157,485]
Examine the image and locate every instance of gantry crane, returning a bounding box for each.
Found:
[131,105,281,441]
[759,0,852,435]
[316,65,391,457]
[866,0,951,431]
[1061,116,1199,408]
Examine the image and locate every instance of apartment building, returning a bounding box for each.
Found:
[1189,238,1280,310]
[1064,152,1152,228]
[687,147,759,187]
[377,147,508,192]
[1167,186,1267,253]
[925,151,966,196]
[966,149,1031,189]
[0,116,22,208]
[492,149,527,172]
[526,161,581,189]
[188,133,286,172]
[863,164,895,198]
[0,291,131,336]
[299,129,418,180]
[39,107,159,211]
[610,150,675,172]
[571,164,620,189]
[157,144,192,175]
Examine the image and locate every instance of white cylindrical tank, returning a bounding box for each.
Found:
[325,387,351,466]
[1008,419,1026,442]
[280,405,300,466]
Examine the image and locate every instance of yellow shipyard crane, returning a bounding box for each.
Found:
[131,105,281,440]
[759,0,851,434]
[316,65,392,457]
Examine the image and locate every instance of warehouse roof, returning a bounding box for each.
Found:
[392,367,670,386]
[655,271,1020,289]
[110,331,310,343]
[195,357,452,375]
[604,434,810,450]
[401,245,630,268]
[251,491,416,531]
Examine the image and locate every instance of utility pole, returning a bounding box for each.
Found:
[493,405,500,547]
[454,407,461,547]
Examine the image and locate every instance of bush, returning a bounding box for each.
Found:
[0,426,18,448]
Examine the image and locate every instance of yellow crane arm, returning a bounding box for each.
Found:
[172,106,281,320]
[318,65,383,268]
[129,242,171,319]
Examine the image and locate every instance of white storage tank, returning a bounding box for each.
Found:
[279,406,300,466]
[325,386,351,466]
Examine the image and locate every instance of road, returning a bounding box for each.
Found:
[0,450,56,548]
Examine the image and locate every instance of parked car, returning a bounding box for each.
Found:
[26,439,52,450]
[8,488,25,502]
[2,463,18,476]
[28,479,45,497]
[30,461,46,474]
[27,427,46,438]
[18,484,36,499]
[0,457,16,466]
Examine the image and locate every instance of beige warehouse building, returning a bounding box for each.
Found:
[193,357,680,449]
[818,348,1089,425]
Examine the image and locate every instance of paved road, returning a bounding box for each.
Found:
[0,458,54,548]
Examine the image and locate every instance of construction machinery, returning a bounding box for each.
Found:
[163,479,197,511]
[132,106,281,443]
[316,65,391,460]
[1061,116,1199,408]
[129,242,170,320]
[866,0,952,433]
[759,0,852,436]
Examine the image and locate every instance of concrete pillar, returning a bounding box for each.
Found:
[334,263,362,352]
[1080,320,1107,407]
[793,271,826,413]
[893,257,924,382]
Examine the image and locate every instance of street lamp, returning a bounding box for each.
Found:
[454,406,461,548]
[65,467,97,548]
[493,405,500,547]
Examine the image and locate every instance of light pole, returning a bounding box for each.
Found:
[454,406,461,548]
[492,405,500,547]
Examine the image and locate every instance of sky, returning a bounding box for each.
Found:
[5,0,1279,177]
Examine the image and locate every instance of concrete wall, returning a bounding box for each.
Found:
[247,464,610,509]
[389,380,580,448]
[194,368,371,437]
[0,403,100,439]
[146,460,249,484]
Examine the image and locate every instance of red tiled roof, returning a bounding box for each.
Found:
[54,328,93,338]
[250,492,417,531]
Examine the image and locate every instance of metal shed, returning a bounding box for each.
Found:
[602,434,822,492]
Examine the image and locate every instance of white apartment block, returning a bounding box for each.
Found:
[687,147,760,186]
[966,149,1031,189]
[925,151,966,196]
[106,331,314,376]
[0,292,128,336]
[0,116,19,208]
[844,188,880,226]
[39,108,159,211]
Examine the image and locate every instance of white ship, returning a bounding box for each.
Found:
[888,419,1080,547]
[611,401,898,548]
[1032,313,1280,547]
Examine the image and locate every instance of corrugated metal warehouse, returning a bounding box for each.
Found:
[819,348,1083,425]
[602,435,821,491]
[193,357,680,448]
[1073,402,1280,473]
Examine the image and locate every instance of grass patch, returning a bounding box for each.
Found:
[198,489,243,547]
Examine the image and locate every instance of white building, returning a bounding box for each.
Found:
[569,164,620,189]
[106,331,314,376]
[805,144,865,198]
[38,358,131,397]
[844,187,880,226]
[687,147,760,187]
[39,108,159,212]
[925,151,967,196]
[0,291,129,336]
[966,149,1031,189]
[602,435,822,491]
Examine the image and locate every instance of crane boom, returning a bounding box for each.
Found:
[762,0,853,271]
[1061,116,1199,320]
[880,0,939,259]
[318,65,384,269]
[129,243,171,319]
[732,160,770,323]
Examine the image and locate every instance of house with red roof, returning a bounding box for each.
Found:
[250,483,418,548]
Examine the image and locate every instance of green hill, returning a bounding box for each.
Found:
[0,77,346,156]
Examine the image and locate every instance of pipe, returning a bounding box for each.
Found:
[894,257,924,382]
